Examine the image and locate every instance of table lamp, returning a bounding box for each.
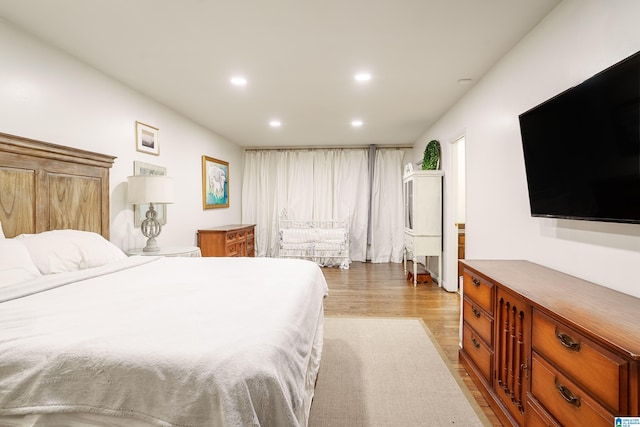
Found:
[127,175,174,252]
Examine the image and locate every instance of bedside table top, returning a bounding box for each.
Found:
[126,246,202,257]
[197,224,255,233]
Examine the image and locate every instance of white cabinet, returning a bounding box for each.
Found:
[403,169,443,285]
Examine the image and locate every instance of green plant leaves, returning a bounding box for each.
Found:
[422,140,441,170]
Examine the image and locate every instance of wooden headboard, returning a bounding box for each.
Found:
[0,132,115,239]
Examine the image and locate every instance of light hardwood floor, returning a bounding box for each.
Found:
[321,261,502,427]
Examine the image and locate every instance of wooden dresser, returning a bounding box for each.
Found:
[459,260,640,427]
[197,224,255,257]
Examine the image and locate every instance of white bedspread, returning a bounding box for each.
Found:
[0,257,328,427]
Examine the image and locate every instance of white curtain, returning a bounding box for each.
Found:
[369,149,405,263]
[242,148,404,263]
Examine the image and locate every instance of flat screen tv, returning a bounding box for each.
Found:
[519,50,640,224]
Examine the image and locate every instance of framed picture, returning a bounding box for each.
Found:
[135,121,159,155]
[202,156,229,209]
[133,161,167,226]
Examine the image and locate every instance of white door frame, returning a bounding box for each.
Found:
[444,133,466,293]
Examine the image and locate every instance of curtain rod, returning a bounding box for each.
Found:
[243,144,413,151]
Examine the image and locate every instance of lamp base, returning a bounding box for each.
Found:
[140,203,162,252]
[143,237,160,252]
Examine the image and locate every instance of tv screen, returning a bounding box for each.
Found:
[519,50,640,224]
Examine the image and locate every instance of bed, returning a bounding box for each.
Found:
[278,211,350,269]
[0,132,328,427]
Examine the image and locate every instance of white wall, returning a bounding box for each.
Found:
[412,0,640,297]
[0,18,244,250]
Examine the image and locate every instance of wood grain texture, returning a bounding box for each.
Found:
[461,259,640,425]
[49,174,102,232]
[0,167,36,236]
[0,132,115,239]
[197,224,255,257]
[461,260,640,359]
[322,261,503,426]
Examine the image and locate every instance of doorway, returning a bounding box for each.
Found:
[447,135,466,293]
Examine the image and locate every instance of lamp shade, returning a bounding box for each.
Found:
[127,175,175,204]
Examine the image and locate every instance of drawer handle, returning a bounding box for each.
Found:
[472,278,481,287]
[472,307,481,318]
[555,379,581,407]
[471,337,481,349]
[555,328,581,352]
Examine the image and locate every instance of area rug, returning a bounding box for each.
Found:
[308,317,490,426]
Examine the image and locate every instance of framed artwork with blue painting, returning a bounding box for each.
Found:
[202,155,229,209]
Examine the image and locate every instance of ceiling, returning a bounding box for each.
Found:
[0,0,560,148]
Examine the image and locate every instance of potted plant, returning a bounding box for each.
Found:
[421,140,441,170]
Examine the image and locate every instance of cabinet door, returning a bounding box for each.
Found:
[246,231,255,257]
[404,179,413,230]
[495,287,530,426]
[412,174,442,235]
[238,237,247,256]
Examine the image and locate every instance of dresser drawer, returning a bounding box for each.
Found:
[226,232,238,243]
[225,243,238,256]
[532,309,627,412]
[531,353,613,427]
[462,298,493,347]
[526,395,561,427]
[462,323,493,384]
[463,271,494,314]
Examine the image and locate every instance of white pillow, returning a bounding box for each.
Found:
[0,239,42,286]
[16,230,127,274]
[281,228,318,243]
[0,221,5,239]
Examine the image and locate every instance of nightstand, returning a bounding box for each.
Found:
[126,246,202,257]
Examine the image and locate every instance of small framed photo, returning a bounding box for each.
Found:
[202,156,229,209]
[135,121,159,155]
[133,161,167,226]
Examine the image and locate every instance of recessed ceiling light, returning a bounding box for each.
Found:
[354,73,371,82]
[269,120,281,128]
[457,78,473,85]
[351,120,363,127]
[230,76,247,86]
